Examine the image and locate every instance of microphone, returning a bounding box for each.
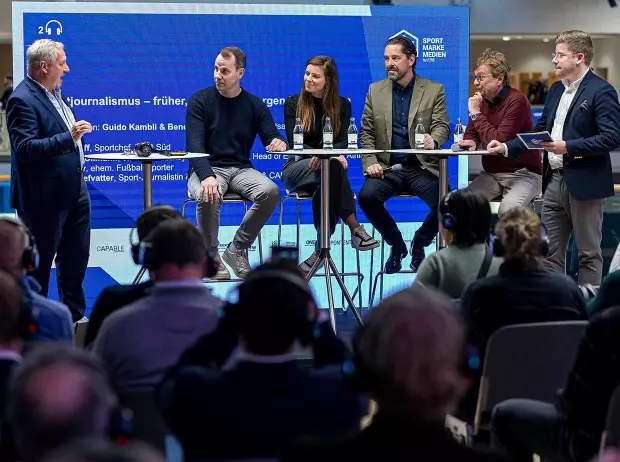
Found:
[363,163,403,177]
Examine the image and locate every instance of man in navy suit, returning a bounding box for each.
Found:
[488,30,620,286]
[6,39,92,321]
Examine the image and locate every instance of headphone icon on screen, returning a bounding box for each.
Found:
[44,20,63,36]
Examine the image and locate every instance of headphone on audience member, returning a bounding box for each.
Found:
[439,190,458,230]
[0,216,39,272]
[0,217,40,340]
[222,265,320,346]
[129,205,177,266]
[131,218,219,278]
[490,222,549,257]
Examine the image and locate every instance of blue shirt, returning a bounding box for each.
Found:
[20,276,74,342]
[390,76,419,167]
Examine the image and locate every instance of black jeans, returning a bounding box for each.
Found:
[282,158,356,250]
[491,399,564,462]
[358,166,439,249]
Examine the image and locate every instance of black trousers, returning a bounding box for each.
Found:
[358,165,439,249]
[19,179,91,321]
[282,158,356,250]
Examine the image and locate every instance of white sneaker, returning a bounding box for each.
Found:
[74,316,89,327]
[299,251,320,275]
[351,225,380,251]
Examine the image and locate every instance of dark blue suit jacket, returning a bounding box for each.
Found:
[6,77,84,211]
[506,71,620,201]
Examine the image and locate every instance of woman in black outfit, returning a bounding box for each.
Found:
[282,55,378,273]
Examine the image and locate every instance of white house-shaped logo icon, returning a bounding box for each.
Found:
[389,30,419,54]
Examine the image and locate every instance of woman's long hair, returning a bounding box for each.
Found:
[296,56,341,138]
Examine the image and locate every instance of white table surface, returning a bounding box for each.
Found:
[386,149,492,156]
[85,152,209,161]
[283,148,383,157]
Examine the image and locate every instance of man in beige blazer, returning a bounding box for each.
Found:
[358,35,450,274]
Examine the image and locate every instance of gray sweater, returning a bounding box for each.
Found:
[93,282,221,391]
[414,243,503,299]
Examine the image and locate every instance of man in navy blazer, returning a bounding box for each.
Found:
[489,30,620,285]
[6,39,92,321]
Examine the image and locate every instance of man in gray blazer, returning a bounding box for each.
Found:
[358,35,450,274]
[93,218,221,392]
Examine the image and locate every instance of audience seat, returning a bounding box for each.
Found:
[473,320,587,435]
[601,383,620,451]
[119,390,168,453]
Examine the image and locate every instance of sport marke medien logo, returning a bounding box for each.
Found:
[389,29,447,64]
[390,30,419,54]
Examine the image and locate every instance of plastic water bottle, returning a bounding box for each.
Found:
[454,117,465,143]
[293,117,303,151]
[414,117,425,149]
[347,117,358,149]
[323,117,333,150]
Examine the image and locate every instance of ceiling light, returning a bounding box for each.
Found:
[502,36,511,41]
[542,38,550,43]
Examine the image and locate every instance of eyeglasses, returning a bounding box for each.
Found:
[472,74,493,82]
[552,52,579,60]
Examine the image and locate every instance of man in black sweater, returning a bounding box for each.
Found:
[186,46,287,280]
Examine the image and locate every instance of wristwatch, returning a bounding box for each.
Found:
[470,113,481,121]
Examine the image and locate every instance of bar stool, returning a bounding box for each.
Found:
[276,190,364,310]
[367,193,418,309]
[181,192,264,283]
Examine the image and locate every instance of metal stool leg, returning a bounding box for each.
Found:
[379,238,386,301]
[368,226,376,308]
[277,198,285,246]
[296,197,301,250]
[341,219,346,311]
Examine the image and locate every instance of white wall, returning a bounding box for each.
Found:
[470,37,620,89]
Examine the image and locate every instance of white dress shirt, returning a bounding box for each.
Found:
[548,69,590,170]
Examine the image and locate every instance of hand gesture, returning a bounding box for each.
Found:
[487,140,506,155]
[336,155,348,170]
[540,140,567,155]
[468,92,483,115]
[71,120,93,142]
[266,138,287,152]
[308,156,321,172]
[423,134,435,150]
[365,163,383,179]
[199,176,222,204]
[459,139,477,152]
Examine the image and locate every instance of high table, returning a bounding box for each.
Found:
[85,152,209,283]
[386,149,492,248]
[282,148,383,332]
[85,152,209,208]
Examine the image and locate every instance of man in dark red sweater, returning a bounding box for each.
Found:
[460,49,542,214]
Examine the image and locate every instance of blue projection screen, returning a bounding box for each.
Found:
[13,3,469,310]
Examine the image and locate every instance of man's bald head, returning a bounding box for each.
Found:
[8,347,119,462]
[0,218,29,277]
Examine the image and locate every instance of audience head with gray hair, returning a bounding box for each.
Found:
[26,38,69,91]
[353,285,465,420]
[7,346,121,462]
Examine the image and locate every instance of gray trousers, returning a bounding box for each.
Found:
[188,167,280,254]
[542,171,605,285]
[467,168,542,215]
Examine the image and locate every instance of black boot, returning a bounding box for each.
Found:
[409,242,426,272]
[385,243,408,274]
